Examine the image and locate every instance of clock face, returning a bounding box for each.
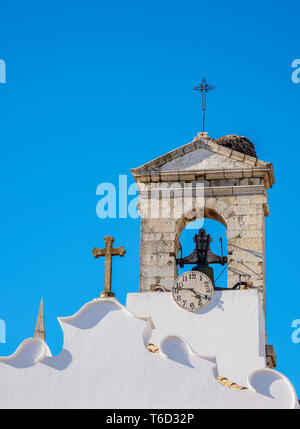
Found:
[172,271,214,312]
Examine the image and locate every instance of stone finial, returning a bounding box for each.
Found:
[194,131,211,140]
[34,298,45,342]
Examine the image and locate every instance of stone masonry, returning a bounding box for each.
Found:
[131,133,275,314]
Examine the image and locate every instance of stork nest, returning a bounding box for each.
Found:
[212,135,257,158]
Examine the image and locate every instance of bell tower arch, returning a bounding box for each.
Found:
[131,133,274,313]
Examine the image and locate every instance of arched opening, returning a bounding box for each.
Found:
[204,207,227,228]
[178,217,228,288]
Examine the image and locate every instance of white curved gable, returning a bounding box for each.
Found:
[0,296,298,409]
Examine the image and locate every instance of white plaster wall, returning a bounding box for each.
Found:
[127,290,266,386]
[0,297,298,409]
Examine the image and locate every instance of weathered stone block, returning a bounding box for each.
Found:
[140,253,158,266]
[224,170,243,179]
[229,237,264,250]
[212,186,234,196]
[140,265,176,278]
[140,240,176,254]
[157,253,176,266]
[249,178,262,185]
[222,206,235,220]
[143,219,176,233]
[230,150,245,162]
[249,195,267,204]
[233,205,257,216]
[141,232,163,242]
[205,171,225,180]
[240,178,249,186]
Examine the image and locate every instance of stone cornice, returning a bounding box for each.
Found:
[133,167,274,189]
[138,184,266,198]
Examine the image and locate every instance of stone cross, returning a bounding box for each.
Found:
[92,235,126,298]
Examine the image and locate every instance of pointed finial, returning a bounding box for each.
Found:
[34,298,46,342]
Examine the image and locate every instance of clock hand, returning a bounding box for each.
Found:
[177,287,210,300]
[192,290,210,300]
[194,292,211,301]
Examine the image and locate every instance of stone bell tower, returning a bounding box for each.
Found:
[131,133,274,313]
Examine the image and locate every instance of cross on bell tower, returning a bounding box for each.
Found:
[193,78,215,132]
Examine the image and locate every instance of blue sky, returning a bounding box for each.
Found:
[0,0,299,395]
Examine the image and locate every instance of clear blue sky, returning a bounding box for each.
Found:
[0,0,299,395]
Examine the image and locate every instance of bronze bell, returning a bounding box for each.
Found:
[176,228,227,286]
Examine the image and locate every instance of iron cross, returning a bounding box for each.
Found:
[193,78,215,132]
[92,235,126,298]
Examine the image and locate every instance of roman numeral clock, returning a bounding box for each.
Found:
[172,228,229,312]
